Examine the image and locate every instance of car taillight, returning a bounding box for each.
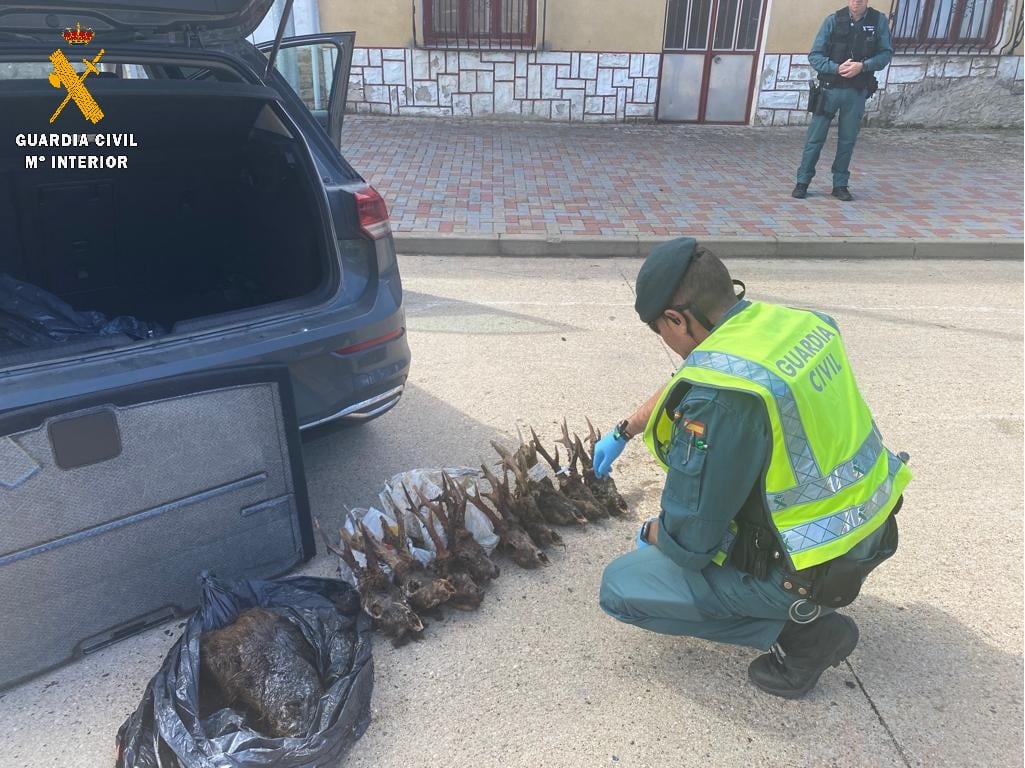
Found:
[334,327,405,355]
[354,186,391,240]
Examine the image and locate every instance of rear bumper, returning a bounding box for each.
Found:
[286,325,410,428]
[0,297,411,430]
[299,383,405,430]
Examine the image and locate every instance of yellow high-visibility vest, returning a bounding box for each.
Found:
[644,302,910,571]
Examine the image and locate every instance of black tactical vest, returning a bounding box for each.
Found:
[820,6,882,87]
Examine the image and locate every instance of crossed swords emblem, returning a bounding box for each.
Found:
[48,48,106,124]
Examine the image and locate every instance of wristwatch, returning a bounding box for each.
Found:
[613,419,633,442]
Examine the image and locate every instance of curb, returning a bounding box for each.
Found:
[394,233,1023,259]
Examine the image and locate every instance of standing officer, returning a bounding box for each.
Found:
[596,237,910,698]
[792,0,893,201]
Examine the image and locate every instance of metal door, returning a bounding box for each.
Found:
[658,0,767,123]
[258,32,355,148]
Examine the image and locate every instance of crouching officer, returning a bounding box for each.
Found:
[792,0,892,201]
[597,237,910,698]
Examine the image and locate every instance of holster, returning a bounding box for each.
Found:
[808,81,836,118]
[807,82,822,115]
[729,523,780,581]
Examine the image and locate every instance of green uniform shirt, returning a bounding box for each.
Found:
[656,300,771,571]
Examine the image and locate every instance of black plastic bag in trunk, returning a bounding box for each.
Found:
[116,574,374,768]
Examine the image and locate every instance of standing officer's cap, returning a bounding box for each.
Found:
[634,237,698,323]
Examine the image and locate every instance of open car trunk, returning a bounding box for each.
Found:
[0,79,333,364]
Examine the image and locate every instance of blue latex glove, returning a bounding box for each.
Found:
[636,520,652,549]
[593,430,627,478]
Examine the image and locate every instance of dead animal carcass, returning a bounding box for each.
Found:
[366,497,458,614]
[492,438,586,527]
[406,473,500,610]
[319,520,426,646]
[578,418,629,516]
[478,460,561,559]
[199,607,322,739]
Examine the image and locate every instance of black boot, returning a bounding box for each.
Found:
[748,613,859,699]
[791,183,808,199]
[831,186,853,201]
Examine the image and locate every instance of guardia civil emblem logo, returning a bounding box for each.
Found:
[48,23,105,124]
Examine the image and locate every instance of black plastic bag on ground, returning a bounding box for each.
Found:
[116,574,374,768]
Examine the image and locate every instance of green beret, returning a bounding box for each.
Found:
[634,237,698,323]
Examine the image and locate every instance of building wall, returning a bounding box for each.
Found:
[331,0,664,120]
[764,0,833,53]
[316,0,665,51]
[252,0,320,41]
[755,52,1024,127]
[766,1,1025,55]
[755,1,1025,128]
[319,0,414,48]
[543,0,665,52]
[309,0,1024,126]
[347,48,660,120]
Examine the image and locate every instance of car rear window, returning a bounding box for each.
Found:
[0,58,245,82]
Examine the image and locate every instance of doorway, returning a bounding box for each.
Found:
[658,0,769,123]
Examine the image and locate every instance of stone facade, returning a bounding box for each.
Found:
[346,48,660,121]
[346,46,1024,127]
[756,53,1024,128]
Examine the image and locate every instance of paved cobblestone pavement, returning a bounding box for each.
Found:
[340,117,1023,240]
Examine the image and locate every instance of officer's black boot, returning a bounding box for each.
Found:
[831,186,853,201]
[791,183,808,199]
[748,613,859,699]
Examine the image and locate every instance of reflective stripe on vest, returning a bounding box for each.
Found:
[779,450,904,555]
[644,302,911,571]
[687,349,886,507]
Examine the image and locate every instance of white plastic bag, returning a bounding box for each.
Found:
[378,467,500,556]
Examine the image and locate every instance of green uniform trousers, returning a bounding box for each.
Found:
[599,546,800,651]
[796,85,867,188]
[599,521,889,650]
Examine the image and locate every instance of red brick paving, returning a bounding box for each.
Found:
[341,117,1024,241]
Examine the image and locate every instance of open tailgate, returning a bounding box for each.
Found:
[0,366,314,690]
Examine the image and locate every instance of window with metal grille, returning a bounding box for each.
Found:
[663,0,763,51]
[423,0,537,49]
[889,0,1020,51]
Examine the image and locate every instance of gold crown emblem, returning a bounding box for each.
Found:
[63,23,94,45]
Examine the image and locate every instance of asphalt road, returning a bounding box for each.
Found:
[1,256,1022,767]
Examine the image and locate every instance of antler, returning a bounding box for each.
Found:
[574,434,594,471]
[479,461,512,509]
[584,417,601,454]
[379,494,413,556]
[490,440,522,476]
[409,504,448,559]
[557,420,582,474]
[357,520,384,576]
[440,471,468,529]
[514,425,539,468]
[466,482,503,529]
[492,439,533,492]
[400,482,421,516]
[415,487,454,557]
[339,508,366,551]
[314,518,360,574]
[530,426,562,473]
